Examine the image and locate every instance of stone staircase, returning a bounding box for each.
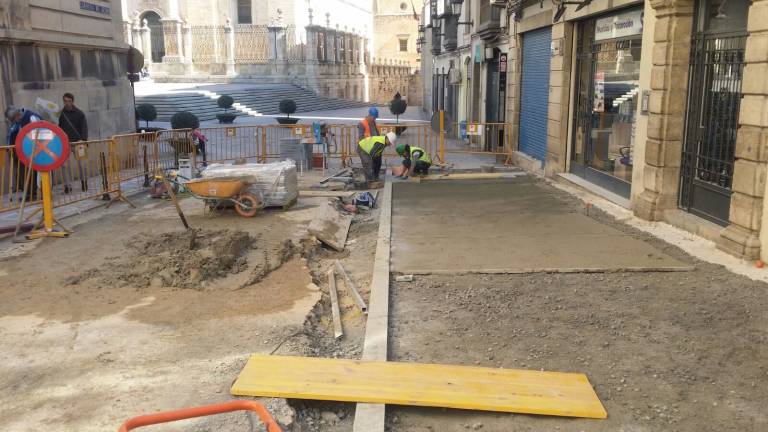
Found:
[136,84,368,122]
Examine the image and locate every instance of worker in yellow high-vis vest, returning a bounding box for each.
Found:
[395,144,432,178]
[357,131,397,184]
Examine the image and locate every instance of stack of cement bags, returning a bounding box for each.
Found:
[201,161,298,207]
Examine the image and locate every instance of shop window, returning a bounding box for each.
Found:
[570,8,644,197]
[399,37,408,52]
[237,0,252,24]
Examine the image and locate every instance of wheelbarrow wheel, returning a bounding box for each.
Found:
[235,193,259,218]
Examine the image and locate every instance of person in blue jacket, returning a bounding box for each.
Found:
[5,105,42,201]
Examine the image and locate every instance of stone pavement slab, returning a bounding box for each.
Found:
[391,178,689,273]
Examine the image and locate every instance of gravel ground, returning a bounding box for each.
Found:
[386,197,768,432]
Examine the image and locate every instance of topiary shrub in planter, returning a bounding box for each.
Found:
[169,111,199,155]
[136,103,157,128]
[277,99,299,124]
[216,94,237,124]
[389,97,408,136]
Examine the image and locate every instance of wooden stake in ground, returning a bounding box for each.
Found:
[334,259,368,314]
[327,269,343,339]
[162,177,190,230]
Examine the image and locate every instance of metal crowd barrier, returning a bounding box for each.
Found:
[0,119,515,216]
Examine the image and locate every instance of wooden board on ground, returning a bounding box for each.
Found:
[307,201,353,251]
[231,355,607,419]
[327,269,343,339]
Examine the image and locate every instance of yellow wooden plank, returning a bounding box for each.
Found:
[231,355,607,419]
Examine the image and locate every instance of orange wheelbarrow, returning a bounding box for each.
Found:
[118,400,282,431]
[162,174,261,218]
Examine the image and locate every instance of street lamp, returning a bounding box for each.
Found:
[450,0,464,15]
[448,0,473,26]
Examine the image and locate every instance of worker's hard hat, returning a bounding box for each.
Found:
[386,131,397,146]
[368,107,379,118]
[395,144,406,155]
[4,105,20,121]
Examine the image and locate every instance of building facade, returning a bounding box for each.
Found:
[373,0,424,69]
[422,0,768,261]
[420,0,518,149]
[0,0,134,141]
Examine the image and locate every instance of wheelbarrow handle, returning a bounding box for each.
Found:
[118,400,282,432]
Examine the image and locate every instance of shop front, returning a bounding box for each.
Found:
[569,7,644,198]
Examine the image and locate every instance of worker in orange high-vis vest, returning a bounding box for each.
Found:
[358,107,380,141]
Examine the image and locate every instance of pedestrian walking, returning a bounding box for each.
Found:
[192,128,208,166]
[58,93,88,193]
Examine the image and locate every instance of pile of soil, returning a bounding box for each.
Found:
[66,229,260,289]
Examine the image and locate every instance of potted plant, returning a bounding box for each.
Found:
[168,111,199,156]
[136,103,162,132]
[276,99,299,124]
[216,95,237,124]
[389,97,408,136]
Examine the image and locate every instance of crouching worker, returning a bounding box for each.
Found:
[395,144,431,178]
[357,131,397,185]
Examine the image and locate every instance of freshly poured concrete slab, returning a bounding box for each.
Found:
[391,178,690,273]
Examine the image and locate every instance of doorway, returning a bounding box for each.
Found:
[679,0,749,225]
[570,9,643,197]
[141,11,165,63]
[520,27,552,162]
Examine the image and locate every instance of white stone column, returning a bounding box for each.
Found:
[183,21,194,75]
[141,20,151,66]
[305,25,318,63]
[121,0,132,44]
[132,19,142,52]
[225,18,236,76]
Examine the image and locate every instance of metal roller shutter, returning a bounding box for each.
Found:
[519,27,552,162]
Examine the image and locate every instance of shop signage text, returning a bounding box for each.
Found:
[595,9,643,41]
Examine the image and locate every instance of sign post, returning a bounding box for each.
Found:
[14,121,72,239]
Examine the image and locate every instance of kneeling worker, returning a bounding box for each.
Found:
[395,143,432,178]
[358,131,397,184]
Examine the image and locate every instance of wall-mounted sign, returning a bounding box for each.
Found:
[226,127,237,137]
[499,53,508,73]
[80,1,111,15]
[595,9,643,41]
[641,90,650,114]
[474,43,482,63]
[550,38,563,57]
[593,71,605,113]
[466,123,482,136]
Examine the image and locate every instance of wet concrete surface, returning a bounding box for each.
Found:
[391,177,688,273]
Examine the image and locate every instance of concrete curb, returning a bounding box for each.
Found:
[352,180,392,432]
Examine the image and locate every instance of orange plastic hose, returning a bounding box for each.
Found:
[118,400,282,432]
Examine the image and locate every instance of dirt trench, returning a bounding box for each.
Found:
[64,228,296,290]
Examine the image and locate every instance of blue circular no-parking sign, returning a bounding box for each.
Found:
[14,121,70,172]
